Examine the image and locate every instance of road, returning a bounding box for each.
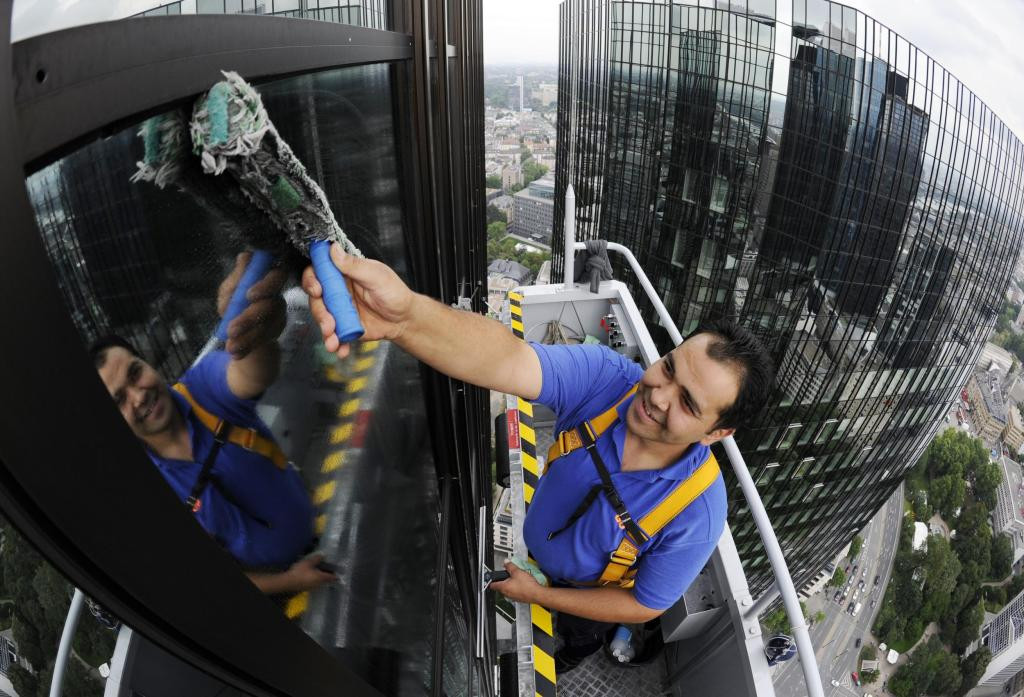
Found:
[772,485,904,697]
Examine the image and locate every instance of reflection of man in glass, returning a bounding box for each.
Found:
[92,253,335,595]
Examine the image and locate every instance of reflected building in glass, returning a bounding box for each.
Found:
[555,0,1024,595]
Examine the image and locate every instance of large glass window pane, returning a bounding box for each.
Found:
[24,64,445,695]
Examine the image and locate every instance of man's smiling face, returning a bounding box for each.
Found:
[627,333,741,449]
[97,347,176,440]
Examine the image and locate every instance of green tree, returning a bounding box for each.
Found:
[860,669,880,685]
[921,535,960,622]
[486,203,507,225]
[487,221,507,242]
[761,607,790,635]
[8,664,38,697]
[991,533,1014,581]
[889,636,961,697]
[952,600,985,654]
[930,474,966,520]
[954,502,993,587]
[1007,572,1024,600]
[911,490,933,522]
[485,174,502,189]
[850,535,863,559]
[957,647,992,697]
[860,644,875,661]
[828,567,846,588]
[813,610,826,625]
[522,160,548,185]
[973,460,1003,512]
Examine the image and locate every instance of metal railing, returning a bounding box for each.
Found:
[563,185,825,697]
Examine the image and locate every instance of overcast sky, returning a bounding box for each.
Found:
[11,0,1024,136]
[482,0,1024,138]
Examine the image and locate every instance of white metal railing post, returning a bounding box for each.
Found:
[581,241,826,697]
[563,185,575,290]
[50,588,85,697]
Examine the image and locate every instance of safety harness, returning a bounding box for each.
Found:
[171,383,288,514]
[544,384,721,588]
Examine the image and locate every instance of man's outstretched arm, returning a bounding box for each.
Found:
[302,245,542,400]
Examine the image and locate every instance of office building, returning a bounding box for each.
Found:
[555,0,1024,594]
[975,589,1024,689]
[510,177,555,246]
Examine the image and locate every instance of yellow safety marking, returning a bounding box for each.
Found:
[353,356,375,373]
[314,481,336,505]
[511,319,524,334]
[285,592,308,619]
[346,376,368,393]
[533,648,556,685]
[522,452,539,476]
[360,340,380,353]
[517,399,534,417]
[329,423,354,444]
[339,399,361,417]
[322,451,346,472]
[519,422,536,445]
[314,514,327,535]
[509,292,523,302]
[524,482,535,504]
[531,603,553,635]
[325,365,345,383]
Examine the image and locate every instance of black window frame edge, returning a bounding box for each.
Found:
[0,10,440,697]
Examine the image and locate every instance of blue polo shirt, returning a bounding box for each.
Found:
[148,351,314,570]
[522,343,727,611]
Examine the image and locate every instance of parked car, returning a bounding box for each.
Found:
[847,602,855,614]
[858,580,866,589]
[874,574,880,585]
[852,564,859,575]
[834,590,842,602]
[870,598,877,608]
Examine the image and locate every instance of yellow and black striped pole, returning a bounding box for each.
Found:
[507,291,557,697]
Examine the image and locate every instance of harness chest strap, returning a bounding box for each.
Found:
[546,384,638,465]
[171,383,288,469]
[597,452,720,587]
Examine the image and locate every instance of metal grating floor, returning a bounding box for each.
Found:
[555,645,668,697]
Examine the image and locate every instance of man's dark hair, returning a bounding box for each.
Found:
[88,335,141,370]
[687,319,774,432]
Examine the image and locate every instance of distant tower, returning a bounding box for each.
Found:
[516,75,524,112]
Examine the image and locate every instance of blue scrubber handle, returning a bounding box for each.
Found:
[216,249,275,341]
[310,240,365,343]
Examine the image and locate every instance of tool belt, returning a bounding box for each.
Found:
[545,384,720,588]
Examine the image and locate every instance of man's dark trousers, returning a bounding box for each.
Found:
[554,611,614,673]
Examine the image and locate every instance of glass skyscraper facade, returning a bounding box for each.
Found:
[556,0,1024,595]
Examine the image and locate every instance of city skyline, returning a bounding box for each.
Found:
[553,0,1024,598]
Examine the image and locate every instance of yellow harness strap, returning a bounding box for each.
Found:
[597,453,720,587]
[546,384,638,465]
[172,383,288,470]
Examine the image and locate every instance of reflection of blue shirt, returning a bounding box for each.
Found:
[522,343,727,610]
[148,351,314,569]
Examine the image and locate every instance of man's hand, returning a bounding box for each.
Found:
[217,252,287,359]
[301,244,415,359]
[246,553,338,595]
[284,553,338,592]
[490,560,545,605]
